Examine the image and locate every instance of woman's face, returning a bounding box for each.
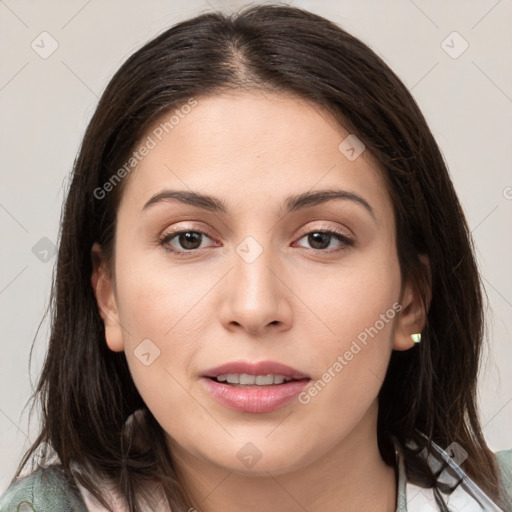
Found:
[92,91,422,476]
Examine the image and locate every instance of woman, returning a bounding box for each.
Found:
[1,4,510,512]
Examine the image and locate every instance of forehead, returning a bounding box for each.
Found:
[117,92,391,221]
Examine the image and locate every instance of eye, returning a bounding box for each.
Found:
[294,229,354,253]
[159,229,216,255]
[158,226,354,257]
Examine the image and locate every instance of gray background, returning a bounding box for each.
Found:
[1,0,511,491]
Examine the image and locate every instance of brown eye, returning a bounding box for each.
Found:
[295,229,354,252]
[160,229,215,254]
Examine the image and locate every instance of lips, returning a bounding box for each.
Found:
[201,360,311,413]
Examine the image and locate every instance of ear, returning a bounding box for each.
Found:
[393,254,431,351]
[91,242,125,352]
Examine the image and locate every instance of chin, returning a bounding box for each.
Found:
[201,439,318,477]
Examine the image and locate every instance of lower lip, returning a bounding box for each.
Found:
[202,377,310,413]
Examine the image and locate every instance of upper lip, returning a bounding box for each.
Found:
[202,360,310,380]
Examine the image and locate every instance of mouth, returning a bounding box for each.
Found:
[201,361,311,413]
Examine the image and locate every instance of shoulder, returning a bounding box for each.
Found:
[496,448,512,491]
[0,465,88,512]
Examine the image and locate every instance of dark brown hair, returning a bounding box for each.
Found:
[11,4,509,511]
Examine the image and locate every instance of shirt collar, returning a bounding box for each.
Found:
[393,436,504,511]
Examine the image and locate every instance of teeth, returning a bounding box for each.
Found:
[240,374,255,385]
[255,375,273,385]
[215,374,293,386]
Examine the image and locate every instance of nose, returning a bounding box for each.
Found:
[218,237,293,337]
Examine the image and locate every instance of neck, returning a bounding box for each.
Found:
[167,401,397,512]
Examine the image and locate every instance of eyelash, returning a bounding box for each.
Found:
[158,226,355,257]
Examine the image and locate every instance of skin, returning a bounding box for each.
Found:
[91,91,428,512]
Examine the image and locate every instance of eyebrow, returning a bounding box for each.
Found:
[141,188,375,219]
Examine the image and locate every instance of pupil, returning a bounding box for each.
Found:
[309,232,329,250]
[180,232,201,250]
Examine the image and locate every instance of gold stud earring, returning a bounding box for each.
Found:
[411,333,421,343]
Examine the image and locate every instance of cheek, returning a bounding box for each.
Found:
[115,247,206,341]
[113,252,204,398]
[114,264,204,439]
[302,244,401,350]
[298,244,401,405]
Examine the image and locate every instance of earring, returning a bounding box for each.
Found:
[411,333,421,343]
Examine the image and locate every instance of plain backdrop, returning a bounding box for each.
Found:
[1,0,511,492]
